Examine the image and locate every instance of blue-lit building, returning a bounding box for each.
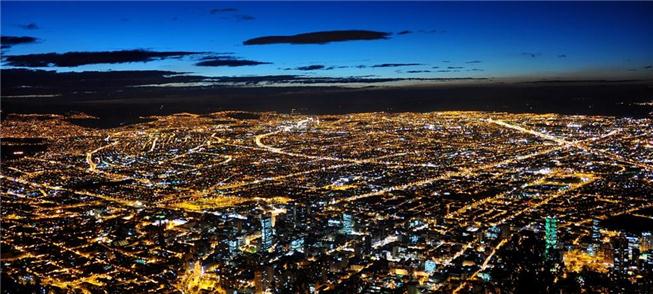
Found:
[290,237,305,254]
[545,216,557,259]
[342,213,353,235]
[261,215,273,251]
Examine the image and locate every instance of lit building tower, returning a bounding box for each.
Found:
[626,233,640,262]
[588,219,601,255]
[261,215,273,251]
[591,219,601,242]
[613,235,629,275]
[342,213,353,235]
[545,216,558,259]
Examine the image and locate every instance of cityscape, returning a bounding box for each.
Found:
[2,111,653,292]
[2,1,653,293]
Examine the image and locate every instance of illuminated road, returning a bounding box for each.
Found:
[487,118,653,171]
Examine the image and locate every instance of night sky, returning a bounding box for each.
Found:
[2,1,653,82]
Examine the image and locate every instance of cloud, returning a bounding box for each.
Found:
[3,69,485,96]
[397,30,413,35]
[416,29,446,34]
[468,68,484,72]
[643,65,652,70]
[19,22,39,30]
[293,65,326,71]
[3,49,199,67]
[557,54,567,58]
[406,70,431,73]
[236,15,255,21]
[447,66,464,69]
[1,68,204,96]
[210,8,238,14]
[284,65,345,71]
[1,36,38,49]
[521,52,541,58]
[195,56,270,67]
[371,63,422,68]
[243,30,391,45]
[209,8,254,21]
[466,60,482,64]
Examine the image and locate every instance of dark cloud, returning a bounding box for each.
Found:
[442,60,450,63]
[432,66,439,69]
[371,63,422,68]
[243,30,391,45]
[295,65,326,71]
[406,70,431,73]
[468,68,484,72]
[521,52,541,58]
[284,65,347,71]
[3,69,484,98]
[557,54,567,58]
[466,60,482,64]
[310,65,352,70]
[1,69,204,97]
[324,66,348,70]
[3,49,199,67]
[418,29,446,34]
[236,15,255,21]
[210,8,238,14]
[397,30,413,35]
[209,8,254,21]
[644,65,652,69]
[195,56,270,67]
[1,36,38,49]
[447,66,464,69]
[19,22,39,30]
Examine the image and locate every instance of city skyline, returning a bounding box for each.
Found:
[2,2,653,293]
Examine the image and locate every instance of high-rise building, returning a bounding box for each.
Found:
[588,219,602,256]
[613,235,629,275]
[641,232,653,253]
[626,233,640,261]
[424,260,436,273]
[261,215,273,251]
[290,237,305,254]
[342,213,353,235]
[228,239,240,256]
[592,219,601,242]
[545,216,557,259]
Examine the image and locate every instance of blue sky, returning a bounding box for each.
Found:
[2,1,652,80]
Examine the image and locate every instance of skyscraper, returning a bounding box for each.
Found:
[261,215,273,251]
[342,213,353,235]
[592,219,601,242]
[545,216,557,259]
[588,219,601,255]
[290,237,305,254]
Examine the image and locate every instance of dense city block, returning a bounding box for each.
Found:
[2,111,653,293]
